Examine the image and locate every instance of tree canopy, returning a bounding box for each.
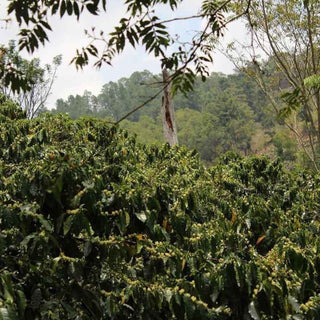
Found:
[2,0,250,96]
[1,1,320,318]
[227,0,320,170]
[0,41,62,118]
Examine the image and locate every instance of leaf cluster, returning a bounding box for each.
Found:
[4,0,246,95]
[0,102,320,319]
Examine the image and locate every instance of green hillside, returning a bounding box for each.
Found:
[51,71,298,167]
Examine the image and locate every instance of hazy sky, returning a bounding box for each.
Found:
[0,0,246,108]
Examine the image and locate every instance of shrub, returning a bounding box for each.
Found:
[0,103,320,319]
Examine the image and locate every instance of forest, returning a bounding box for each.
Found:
[1,0,320,319]
[51,69,297,166]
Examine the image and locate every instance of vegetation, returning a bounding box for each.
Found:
[1,100,320,319]
[1,0,317,167]
[0,41,62,119]
[2,0,250,96]
[52,70,297,165]
[1,1,320,319]
[227,0,320,169]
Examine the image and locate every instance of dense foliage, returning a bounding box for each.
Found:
[1,100,320,319]
[0,42,62,119]
[52,70,296,164]
[239,0,320,170]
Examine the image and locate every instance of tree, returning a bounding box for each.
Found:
[161,68,178,145]
[51,70,283,163]
[227,0,320,169]
[0,41,62,118]
[97,71,161,121]
[121,115,163,144]
[0,44,31,94]
[3,0,252,110]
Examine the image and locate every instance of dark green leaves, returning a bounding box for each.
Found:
[71,284,102,319]
[171,70,196,96]
[0,45,32,93]
[279,88,303,119]
[1,108,320,319]
[286,249,309,274]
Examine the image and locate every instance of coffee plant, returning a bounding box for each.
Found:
[0,99,320,319]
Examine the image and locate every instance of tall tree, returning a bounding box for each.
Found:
[0,41,61,118]
[161,69,178,146]
[0,43,31,94]
[228,0,320,169]
[3,0,251,103]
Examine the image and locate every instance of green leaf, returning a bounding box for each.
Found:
[125,211,130,226]
[71,284,102,319]
[288,296,300,313]
[60,0,66,17]
[86,4,98,15]
[164,289,172,303]
[304,75,320,89]
[38,214,53,232]
[286,249,308,274]
[73,2,80,18]
[39,20,52,31]
[0,308,10,320]
[84,241,93,257]
[64,216,74,235]
[66,0,73,15]
[1,273,14,304]
[135,211,147,223]
[16,290,27,317]
[248,301,260,320]
[49,175,64,202]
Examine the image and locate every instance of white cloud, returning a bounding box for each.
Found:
[0,0,245,109]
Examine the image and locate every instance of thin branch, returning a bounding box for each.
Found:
[113,0,251,126]
[114,84,169,125]
[161,14,204,25]
[260,0,299,89]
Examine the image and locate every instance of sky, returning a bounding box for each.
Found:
[0,0,247,109]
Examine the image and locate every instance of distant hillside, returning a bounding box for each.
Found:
[51,71,297,165]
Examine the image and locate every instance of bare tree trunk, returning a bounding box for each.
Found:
[161,69,178,146]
